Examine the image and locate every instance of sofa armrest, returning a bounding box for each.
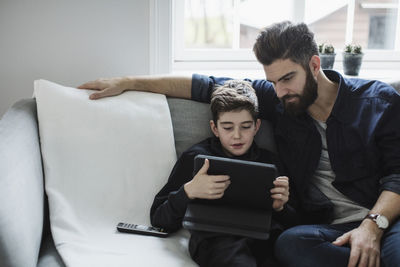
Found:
[0,99,45,267]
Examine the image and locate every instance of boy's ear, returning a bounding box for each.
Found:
[254,119,261,134]
[210,120,219,137]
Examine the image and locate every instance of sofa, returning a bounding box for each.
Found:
[1,79,399,267]
[0,80,277,267]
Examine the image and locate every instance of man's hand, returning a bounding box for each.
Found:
[78,75,192,100]
[78,77,129,100]
[184,159,230,200]
[332,219,383,267]
[270,176,289,211]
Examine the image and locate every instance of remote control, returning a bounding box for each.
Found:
[116,222,169,238]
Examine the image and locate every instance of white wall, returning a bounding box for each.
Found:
[0,0,150,118]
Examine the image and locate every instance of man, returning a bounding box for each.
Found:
[79,21,400,267]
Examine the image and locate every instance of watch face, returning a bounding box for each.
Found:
[376,215,389,229]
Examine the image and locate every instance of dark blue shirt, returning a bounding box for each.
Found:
[191,70,400,224]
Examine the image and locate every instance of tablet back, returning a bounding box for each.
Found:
[193,154,276,210]
[183,203,271,240]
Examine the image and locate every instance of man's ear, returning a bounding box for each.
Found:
[254,119,261,134]
[210,120,219,137]
[309,55,321,78]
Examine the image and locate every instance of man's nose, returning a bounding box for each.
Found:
[275,83,289,99]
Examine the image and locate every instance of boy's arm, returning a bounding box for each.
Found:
[273,203,301,228]
[78,75,192,100]
[150,153,194,233]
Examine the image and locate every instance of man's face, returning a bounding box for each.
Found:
[263,59,318,117]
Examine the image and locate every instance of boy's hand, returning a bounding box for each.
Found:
[184,159,230,200]
[270,176,289,211]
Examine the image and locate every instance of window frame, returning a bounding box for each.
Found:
[172,0,400,71]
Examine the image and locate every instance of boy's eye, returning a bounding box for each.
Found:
[223,127,233,131]
[242,126,251,129]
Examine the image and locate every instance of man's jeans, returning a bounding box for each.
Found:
[275,220,400,267]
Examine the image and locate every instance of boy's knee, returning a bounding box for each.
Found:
[191,235,257,267]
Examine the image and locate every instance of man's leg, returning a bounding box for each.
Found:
[274,223,358,267]
[191,234,257,267]
[381,219,400,267]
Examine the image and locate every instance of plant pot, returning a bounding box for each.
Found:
[342,53,363,76]
[319,53,336,69]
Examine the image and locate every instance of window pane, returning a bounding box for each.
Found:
[353,0,398,49]
[183,0,399,50]
[306,0,348,49]
[184,0,234,49]
[184,0,296,49]
[238,0,295,48]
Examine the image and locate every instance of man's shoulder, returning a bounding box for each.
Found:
[345,77,399,101]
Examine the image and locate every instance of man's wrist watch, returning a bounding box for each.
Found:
[364,214,389,230]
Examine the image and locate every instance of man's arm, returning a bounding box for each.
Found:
[332,84,400,267]
[333,190,400,267]
[78,75,192,100]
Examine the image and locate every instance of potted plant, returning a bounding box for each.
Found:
[342,44,363,76]
[318,43,336,70]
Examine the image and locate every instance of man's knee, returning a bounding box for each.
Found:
[275,225,334,266]
[275,225,319,249]
[381,220,400,266]
[275,226,311,264]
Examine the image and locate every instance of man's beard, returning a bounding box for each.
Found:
[281,69,318,117]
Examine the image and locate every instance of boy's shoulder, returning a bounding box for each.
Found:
[254,146,279,164]
[181,137,215,158]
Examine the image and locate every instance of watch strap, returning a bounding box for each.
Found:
[364,213,388,230]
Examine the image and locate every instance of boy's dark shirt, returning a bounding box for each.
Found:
[150,137,296,254]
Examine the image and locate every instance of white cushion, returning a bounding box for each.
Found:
[34,80,196,267]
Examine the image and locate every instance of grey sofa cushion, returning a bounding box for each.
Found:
[0,99,45,267]
[167,98,213,158]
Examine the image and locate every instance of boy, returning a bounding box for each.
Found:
[150,80,292,267]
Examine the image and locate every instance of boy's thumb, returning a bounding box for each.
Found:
[199,159,209,174]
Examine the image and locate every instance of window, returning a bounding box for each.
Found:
[173,0,400,71]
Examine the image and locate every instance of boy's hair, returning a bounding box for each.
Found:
[210,80,259,123]
[253,21,318,70]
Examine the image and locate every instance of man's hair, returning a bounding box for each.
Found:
[253,21,318,69]
[210,80,259,123]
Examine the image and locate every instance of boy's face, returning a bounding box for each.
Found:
[210,109,261,157]
[263,58,318,116]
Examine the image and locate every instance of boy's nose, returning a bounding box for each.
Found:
[233,128,241,139]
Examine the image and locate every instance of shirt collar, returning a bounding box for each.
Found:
[323,70,352,123]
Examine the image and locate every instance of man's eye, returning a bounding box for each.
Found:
[223,127,233,131]
[241,126,251,129]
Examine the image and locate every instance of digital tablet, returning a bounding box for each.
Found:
[193,154,277,210]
